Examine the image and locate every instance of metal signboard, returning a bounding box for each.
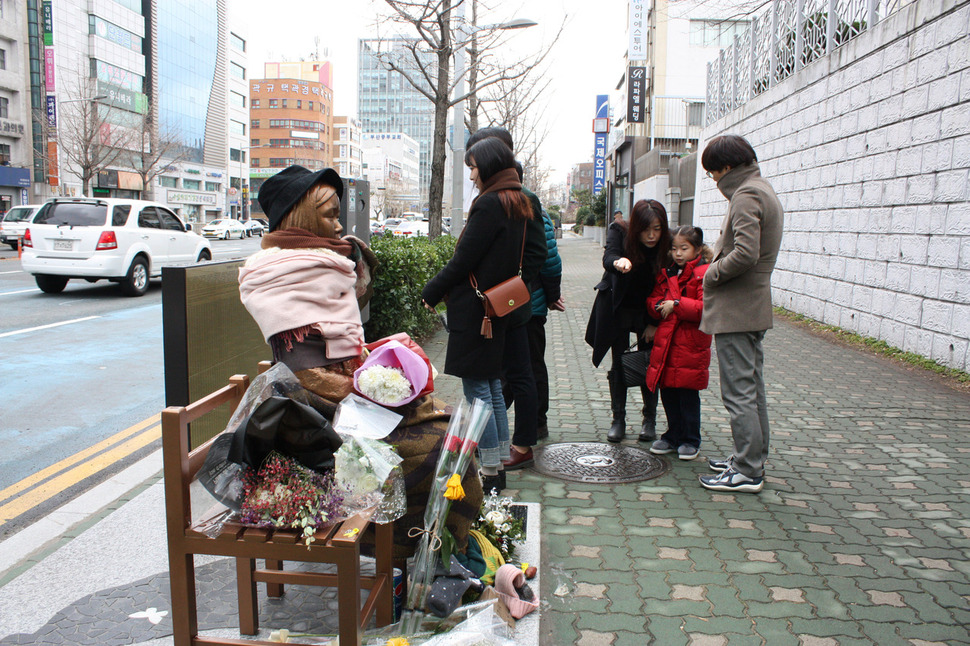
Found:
[46,96,57,128]
[43,1,54,46]
[593,95,609,196]
[629,0,647,60]
[627,66,646,123]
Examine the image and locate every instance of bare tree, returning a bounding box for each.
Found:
[374,0,560,238]
[476,72,553,194]
[128,98,189,201]
[39,75,134,197]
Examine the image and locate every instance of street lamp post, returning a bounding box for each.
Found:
[450,6,537,237]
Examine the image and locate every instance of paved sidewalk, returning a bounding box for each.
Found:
[0,234,968,645]
[487,236,970,646]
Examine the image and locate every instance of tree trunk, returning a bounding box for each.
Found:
[427,3,453,240]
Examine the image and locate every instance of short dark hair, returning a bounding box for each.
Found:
[466,126,514,151]
[701,135,758,172]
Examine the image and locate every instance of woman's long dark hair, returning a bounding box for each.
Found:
[624,199,671,274]
[466,138,532,220]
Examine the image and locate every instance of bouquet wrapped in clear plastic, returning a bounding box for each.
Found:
[197,362,405,544]
[401,397,491,632]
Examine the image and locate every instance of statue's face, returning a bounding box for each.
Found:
[307,185,342,239]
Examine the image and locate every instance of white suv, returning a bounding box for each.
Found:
[21,197,212,296]
[0,204,42,249]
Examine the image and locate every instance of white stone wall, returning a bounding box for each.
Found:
[696,0,970,371]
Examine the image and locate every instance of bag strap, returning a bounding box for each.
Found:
[470,220,528,300]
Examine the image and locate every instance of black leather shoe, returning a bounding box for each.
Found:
[638,421,656,442]
[607,419,626,443]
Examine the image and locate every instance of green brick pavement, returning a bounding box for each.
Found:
[420,235,970,646]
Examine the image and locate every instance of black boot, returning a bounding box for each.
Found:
[608,417,626,443]
[638,385,659,442]
[607,370,626,443]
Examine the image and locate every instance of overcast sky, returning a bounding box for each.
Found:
[235,0,631,186]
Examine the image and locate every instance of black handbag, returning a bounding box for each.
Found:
[620,342,651,388]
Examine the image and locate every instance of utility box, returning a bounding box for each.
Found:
[340,177,371,323]
[340,178,370,243]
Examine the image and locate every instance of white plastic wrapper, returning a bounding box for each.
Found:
[333,393,403,439]
[334,433,406,524]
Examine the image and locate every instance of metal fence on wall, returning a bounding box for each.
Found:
[706,0,905,124]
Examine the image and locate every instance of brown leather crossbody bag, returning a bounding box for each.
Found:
[469,221,529,338]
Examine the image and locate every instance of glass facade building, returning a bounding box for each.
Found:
[156,0,219,164]
[357,39,435,205]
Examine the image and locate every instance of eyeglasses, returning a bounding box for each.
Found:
[705,170,715,179]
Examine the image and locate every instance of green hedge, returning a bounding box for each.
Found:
[364,234,457,341]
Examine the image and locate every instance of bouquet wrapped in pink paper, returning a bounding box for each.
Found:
[354,339,431,407]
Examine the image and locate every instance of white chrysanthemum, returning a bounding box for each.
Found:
[357,365,413,405]
[485,510,506,524]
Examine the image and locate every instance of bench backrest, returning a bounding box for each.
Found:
[162,374,249,534]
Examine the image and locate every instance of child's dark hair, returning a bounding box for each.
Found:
[672,225,704,248]
[668,225,712,267]
[625,199,671,274]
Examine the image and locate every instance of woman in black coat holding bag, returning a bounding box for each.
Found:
[422,137,536,494]
[585,199,672,442]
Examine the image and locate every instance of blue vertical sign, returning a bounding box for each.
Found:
[593,95,609,196]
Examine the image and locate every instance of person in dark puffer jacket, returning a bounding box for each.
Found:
[526,208,564,439]
[645,225,713,462]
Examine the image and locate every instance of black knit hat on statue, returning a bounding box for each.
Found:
[257,165,343,232]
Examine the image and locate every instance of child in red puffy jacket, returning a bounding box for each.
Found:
[645,226,713,461]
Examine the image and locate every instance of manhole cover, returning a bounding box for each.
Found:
[533,442,668,483]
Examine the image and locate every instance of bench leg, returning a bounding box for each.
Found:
[375,523,393,627]
[169,552,198,646]
[337,551,362,646]
[265,559,284,598]
[236,557,259,635]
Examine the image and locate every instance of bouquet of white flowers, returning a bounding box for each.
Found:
[473,491,526,562]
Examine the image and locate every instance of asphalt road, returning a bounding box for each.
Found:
[0,235,264,537]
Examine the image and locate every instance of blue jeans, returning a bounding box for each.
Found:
[463,377,510,469]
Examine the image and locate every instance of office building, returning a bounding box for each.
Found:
[0,1,31,211]
[362,131,421,217]
[358,38,434,206]
[333,116,363,179]
[24,0,245,223]
[226,7,249,219]
[607,0,736,214]
[248,60,334,214]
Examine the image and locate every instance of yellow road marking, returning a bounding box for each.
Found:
[0,417,161,524]
[0,414,160,506]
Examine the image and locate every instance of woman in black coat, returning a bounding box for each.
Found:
[422,138,534,493]
[585,199,672,442]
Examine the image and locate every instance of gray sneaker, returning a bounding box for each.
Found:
[678,445,699,461]
[708,457,731,472]
[649,439,676,455]
[699,468,764,493]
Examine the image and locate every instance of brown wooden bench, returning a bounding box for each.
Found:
[162,374,394,646]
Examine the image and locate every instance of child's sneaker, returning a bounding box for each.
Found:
[708,457,731,472]
[649,439,676,455]
[699,468,764,493]
[678,445,699,460]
